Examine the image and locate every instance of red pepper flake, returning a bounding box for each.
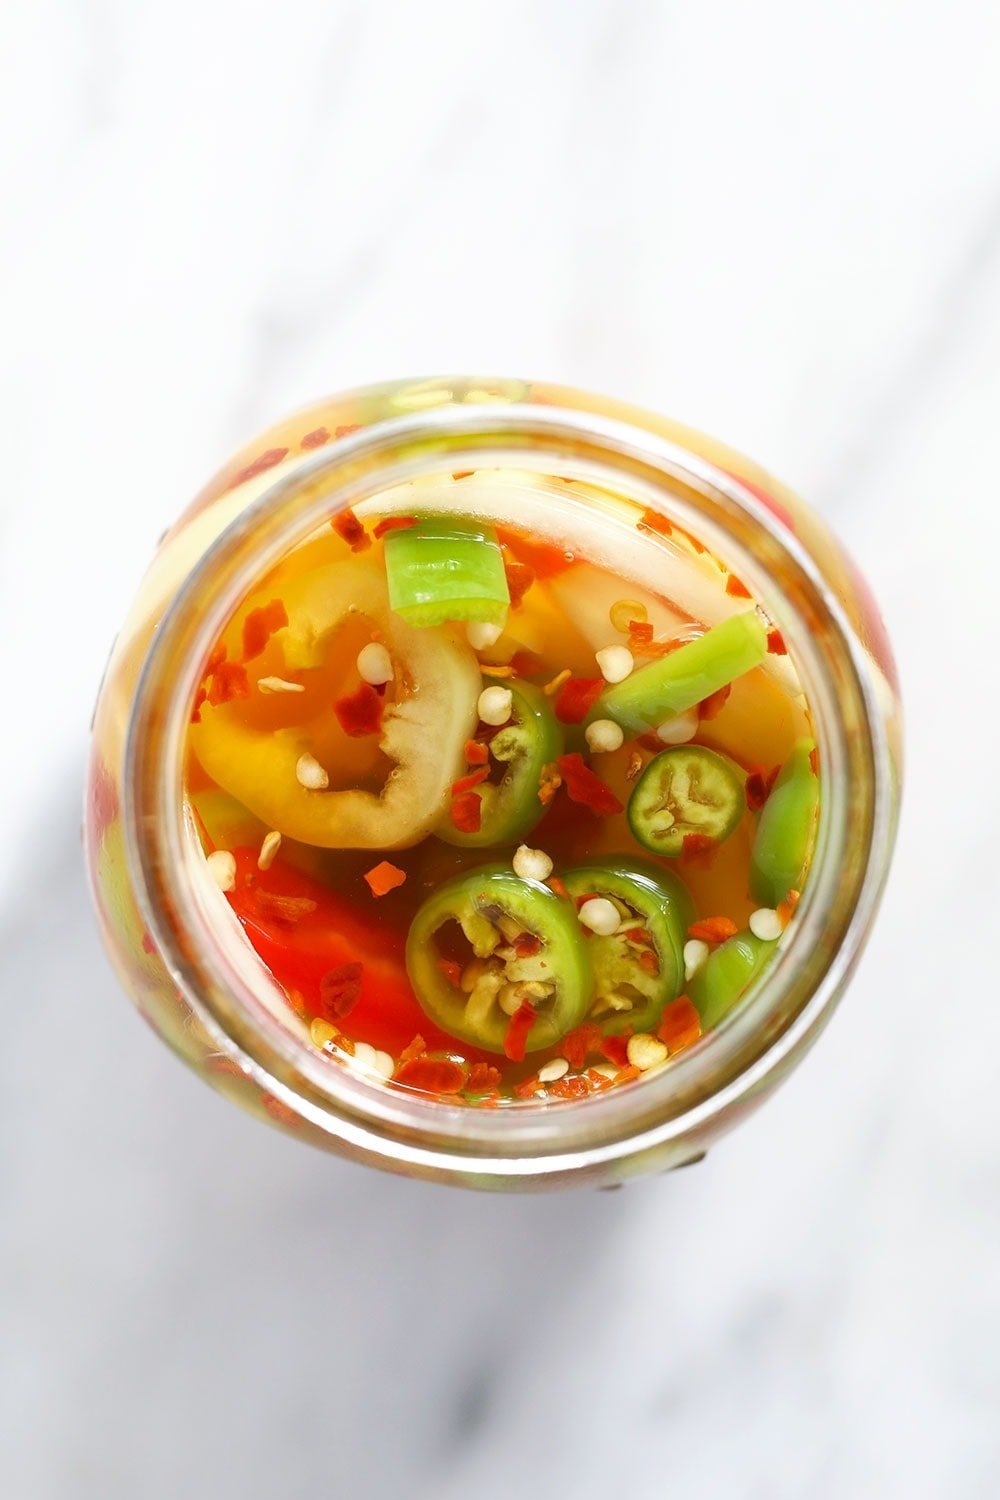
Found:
[547,875,570,900]
[514,932,542,958]
[688,916,739,944]
[561,1022,602,1069]
[451,767,490,797]
[334,423,362,439]
[549,1075,591,1100]
[614,1065,641,1085]
[599,1033,631,1069]
[334,682,384,737]
[573,891,600,912]
[190,685,208,723]
[504,560,535,609]
[504,1001,536,1062]
[332,507,371,552]
[398,1034,427,1065]
[232,447,289,488]
[373,515,417,539]
[466,1062,502,1093]
[623,926,654,946]
[699,683,731,721]
[725,574,752,598]
[242,598,288,661]
[509,649,541,676]
[262,1094,299,1126]
[657,995,702,1052]
[537,762,563,806]
[767,627,788,655]
[141,929,156,955]
[776,889,802,927]
[638,508,674,539]
[452,469,475,480]
[681,833,715,865]
[809,747,820,776]
[554,676,604,724]
[627,619,654,644]
[363,860,406,897]
[205,1053,245,1078]
[636,636,687,660]
[318,962,363,1019]
[638,949,660,977]
[556,753,623,817]
[437,959,462,988]
[254,890,319,926]
[207,660,250,706]
[586,1067,615,1091]
[394,1057,467,1095]
[745,770,768,810]
[301,426,330,450]
[514,1074,541,1099]
[464,738,490,766]
[450,791,482,834]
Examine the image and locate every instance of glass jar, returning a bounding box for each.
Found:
[85,376,901,1190]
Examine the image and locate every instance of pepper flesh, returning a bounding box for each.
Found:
[688,929,776,1030]
[406,866,593,1054]
[190,557,481,848]
[750,738,820,905]
[384,516,510,627]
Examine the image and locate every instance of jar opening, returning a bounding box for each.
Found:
[123,399,893,1181]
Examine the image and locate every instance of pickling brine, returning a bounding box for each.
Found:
[185,470,819,1104]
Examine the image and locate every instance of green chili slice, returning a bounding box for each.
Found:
[562,860,692,1034]
[628,746,745,856]
[406,866,592,1054]
[384,516,510,627]
[437,682,562,849]
[592,612,767,734]
[688,929,777,1030]
[750,738,819,905]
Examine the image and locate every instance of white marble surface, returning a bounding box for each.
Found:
[2,3,999,1496]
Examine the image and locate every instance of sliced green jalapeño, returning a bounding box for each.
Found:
[688,930,776,1030]
[384,515,510,627]
[406,866,592,1055]
[592,611,767,734]
[628,746,745,856]
[562,861,692,1034]
[437,682,562,849]
[750,738,819,905]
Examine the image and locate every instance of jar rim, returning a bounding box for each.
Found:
[123,389,895,1185]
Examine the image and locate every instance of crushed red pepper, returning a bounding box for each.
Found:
[504,1000,536,1062]
[254,890,319,926]
[373,516,417,539]
[638,508,674,540]
[363,861,406,897]
[450,791,482,833]
[451,767,490,797]
[334,682,384,737]
[318,962,363,1019]
[464,738,490,766]
[554,676,604,724]
[745,770,769,810]
[599,1034,631,1069]
[394,1057,466,1094]
[301,426,330,450]
[231,447,289,488]
[332,507,371,552]
[657,996,702,1052]
[556,753,623,816]
[206,660,250,706]
[688,916,739,944]
[767,627,787,655]
[809,747,820,776]
[725,575,752,598]
[242,599,288,661]
[398,1034,427,1065]
[561,1022,602,1070]
[466,1062,502,1093]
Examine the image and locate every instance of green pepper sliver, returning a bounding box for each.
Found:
[384,516,510,627]
[437,682,563,849]
[406,866,593,1055]
[688,930,776,1030]
[750,738,819,906]
[562,861,692,1034]
[628,746,746,857]
[591,611,767,734]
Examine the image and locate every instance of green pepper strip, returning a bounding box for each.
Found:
[384,516,510,627]
[592,612,767,734]
[437,682,563,849]
[688,930,776,1030]
[406,866,592,1055]
[750,738,819,906]
[562,861,692,1034]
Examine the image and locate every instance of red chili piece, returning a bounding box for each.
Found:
[394,1057,467,1094]
[301,426,330,449]
[767,628,787,655]
[334,682,384,737]
[599,1034,631,1069]
[561,1021,602,1070]
[207,661,250,706]
[450,792,482,833]
[373,516,417,539]
[554,677,604,724]
[242,599,288,661]
[745,771,768,811]
[504,1001,536,1062]
[318,962,363,1019]
[232,447,289,488]
[464,739,490,766]
[332,507,371,552]
[556,753,623,816]
[466,1062,502,1093]
[451,767,490,797]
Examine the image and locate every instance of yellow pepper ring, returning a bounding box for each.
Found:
[190,558,481,849]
